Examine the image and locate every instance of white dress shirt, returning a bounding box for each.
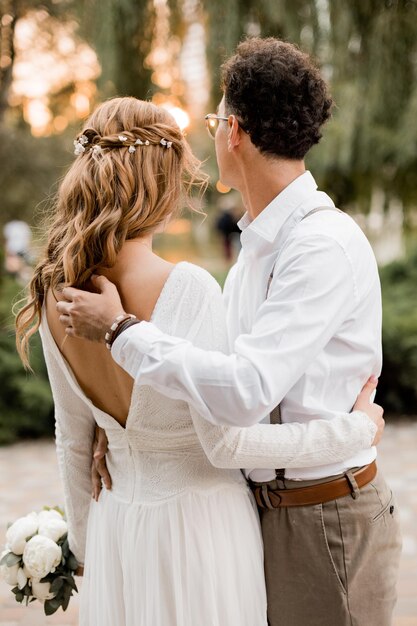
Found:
[112,171,381,481]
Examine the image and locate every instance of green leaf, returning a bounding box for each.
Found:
[42,505,65,519]
[23,583,32,596]
[62,585,72,611]
[44,597,61,616]
[15,590,24,603]
[50,577,64,594]
[4,552,21,567]
[62,574,78,592]
[67,554,78,571]
[39,574,54,583]
[61,537,70,558]
[53,586,66,604]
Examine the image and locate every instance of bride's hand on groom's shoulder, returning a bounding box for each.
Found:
[91,425,112,501]
[56,274,125,342]
[353,376,385,446]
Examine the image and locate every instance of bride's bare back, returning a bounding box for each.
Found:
[45,244,174,428]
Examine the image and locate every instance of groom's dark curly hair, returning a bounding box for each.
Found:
[221,37,333,160]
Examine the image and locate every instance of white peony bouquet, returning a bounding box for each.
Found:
[0,506,79,615]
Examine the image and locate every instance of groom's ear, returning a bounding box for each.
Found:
[227,115,241,151]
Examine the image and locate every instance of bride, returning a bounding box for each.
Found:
[15,97,382,626]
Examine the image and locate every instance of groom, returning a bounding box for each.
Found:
[57,38,401,625]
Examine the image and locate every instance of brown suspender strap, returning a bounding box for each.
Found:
[267,206,342,480]
[270,405,285,481]
[270,405,281,424]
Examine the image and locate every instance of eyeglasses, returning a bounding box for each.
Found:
[204,114,229,140]
[204,113,249,140]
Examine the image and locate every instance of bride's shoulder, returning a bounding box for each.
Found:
[174,261,222,295]
[157,262,224,334]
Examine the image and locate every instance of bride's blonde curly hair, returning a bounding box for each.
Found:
[15,96,208,368]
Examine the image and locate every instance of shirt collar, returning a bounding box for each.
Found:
[237,171,318,243]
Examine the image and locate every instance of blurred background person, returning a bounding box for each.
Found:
[3,219,32,281]
[215,199,242,262]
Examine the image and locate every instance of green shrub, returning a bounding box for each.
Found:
[378,251,417,416]
[0,275,54,445]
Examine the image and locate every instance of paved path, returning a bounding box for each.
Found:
[1,421,416,625]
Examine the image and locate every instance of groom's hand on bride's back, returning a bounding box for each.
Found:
[353,376,385,446]
[56,275,125,342]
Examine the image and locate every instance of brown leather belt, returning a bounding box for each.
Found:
[251,461,377,509]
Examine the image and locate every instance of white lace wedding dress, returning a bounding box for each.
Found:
[39,261,375,626]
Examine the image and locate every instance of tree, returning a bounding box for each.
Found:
[0,0,77,123]
[202,0,323,110]
[0,0,18,123]
[202,0,417,214]
[312,0,417,212]
[79,0,157,100]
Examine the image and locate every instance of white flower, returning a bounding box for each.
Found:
[92,144,102,155]
[160,138,167,146]
[135,138,144,145]
[31,579,56,601]
[37,510,63,525]
[74,142,86,156]
[166,141,172,148]
[118,135,128,142]
[38,510,62,524]
[0,550,20,586]
[38,517,67,543]
[6,513,39,555]
[16,567,27,590]
[128,145,136,153]
[78,134,89,145]
[145,140,150,145]
[23,536,62,579]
